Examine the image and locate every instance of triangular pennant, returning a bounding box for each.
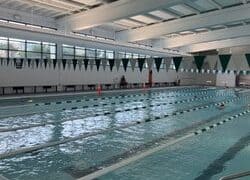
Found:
[78,59,83,71]
[154,58,162,72]
[13,58,17,66]
[165,57,172,71]
[194,56,206,72]
[72,59,77,71]
[53,59,57,69]
[44,59,48,69]
[138,58,145,72]
[109,59,115,71]
[245,54,250,67]
[95,59,101,71]
[115,59,121,71]
[146,58,153,70]
[62,59,67,70]
[130,59,136,71]
[173,57,182,72]
[7,58,10,66]
[35,59,40,68]
[219,54,231,73]
[84,59,89,70]
[102,59,107,71]
[20,59,24,67]
[122,58,129,72]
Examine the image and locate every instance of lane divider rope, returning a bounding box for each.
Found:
[0,95,247,160]
[0,94,235,132]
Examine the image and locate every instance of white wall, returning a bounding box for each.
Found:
[0,58,218,93]
[216,73,236,87]
[0,60,179,87]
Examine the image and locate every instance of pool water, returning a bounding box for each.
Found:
[0,86,249,180]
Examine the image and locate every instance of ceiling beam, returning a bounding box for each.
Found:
[207,0,222,9]
[179,36,250,53]
[57,0,187,31]
[0,23,185,56]
[160,24,250,48]
[0,5,56,28]
[116,4,250,42]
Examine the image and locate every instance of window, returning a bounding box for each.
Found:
[86,48,96,59]
[96,49,105,58]
[125,53,132,59]
[139,54,146,58]
[42,42,56,59]
[75,46,85,59]
[106,50,114,59]
[0,37,56,59]
[62,44,74,59]
[118,52,125,59]
[0,37,7,58]
[9,38,25,58]
[26,40,42,59]
[132,54,139,59]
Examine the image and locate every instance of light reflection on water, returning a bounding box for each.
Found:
[0,87,244,180]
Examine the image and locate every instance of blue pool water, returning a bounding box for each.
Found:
[0,86,249,180]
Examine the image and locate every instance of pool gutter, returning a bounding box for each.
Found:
[77,133,194,180]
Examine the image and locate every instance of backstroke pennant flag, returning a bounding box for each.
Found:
[154,58,163,72]
[245,54,250,68]
[122,58,129,72]
[72,59,77,71]
[194,56,206,72]
[219,54,231,73]
[84,59,89,70]
[62,59,67,70]
[109,59,115,71]
[95,59,101,71]
[138,58,145,72]
[173,57,183,72]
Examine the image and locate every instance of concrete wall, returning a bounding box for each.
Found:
[216,73,236,87]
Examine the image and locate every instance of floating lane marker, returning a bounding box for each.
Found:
[77,134,194,180]
[0,93,231,119]
[0,96,246,159]
[193,110,250,135]
[26,88,216,107]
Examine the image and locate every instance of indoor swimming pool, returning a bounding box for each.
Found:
[0,86,249,180]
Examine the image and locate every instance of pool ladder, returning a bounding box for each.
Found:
[219,170,250,180]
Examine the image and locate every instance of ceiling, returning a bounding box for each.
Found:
[0,0,250,54]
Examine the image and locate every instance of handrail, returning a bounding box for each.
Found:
[219,170,250,180]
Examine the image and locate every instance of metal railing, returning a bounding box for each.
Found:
[219,170,250,180]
